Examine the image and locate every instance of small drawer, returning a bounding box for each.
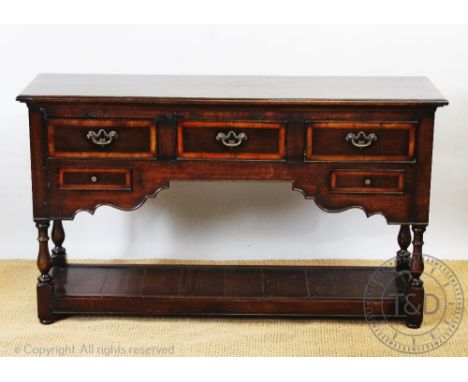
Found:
[306,121,416,161]
[48,119,156,158]
[177,120,286,160]
[58,168,132,191]
[330,170,405,194]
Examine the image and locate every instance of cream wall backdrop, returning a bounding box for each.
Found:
[0,25,467,260]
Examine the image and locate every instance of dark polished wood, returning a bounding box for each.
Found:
[17,74,448,106]
[51,220,67,267]
[407,225,427,328]
[48,118,157,158]
[58,168,132,191]
[36,221,52,283]
[396,225,411,272]
[330,170,405,194]
[177,120,286,160]
[35,220,54,324]
[305,121,416,162]
[18,74,447,327]
[51,264,407,318]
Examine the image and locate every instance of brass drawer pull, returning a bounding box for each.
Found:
[364,178,372,186]
[216,130,248,148]
[86,129,118,147]
[345,131,378,148]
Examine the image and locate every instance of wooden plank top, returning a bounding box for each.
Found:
[17,74,448,106]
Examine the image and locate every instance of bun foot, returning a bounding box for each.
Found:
[405,320,422,329]
[39,318,55,325]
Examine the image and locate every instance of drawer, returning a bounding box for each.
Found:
[48,119,157,158]
[330,170,405,194]
[306,121,416,161]
[58,168,132,191]
[177,120,286,160]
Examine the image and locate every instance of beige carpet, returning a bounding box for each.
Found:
[1,259,467,357]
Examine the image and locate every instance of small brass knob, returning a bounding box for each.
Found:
[364,178,372,186]
[90,176,98,183]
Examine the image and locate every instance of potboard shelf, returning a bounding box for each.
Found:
[49,264,407,319]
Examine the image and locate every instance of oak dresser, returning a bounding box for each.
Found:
[17,74,448,327]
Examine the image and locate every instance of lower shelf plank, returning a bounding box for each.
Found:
[50,264,408,318]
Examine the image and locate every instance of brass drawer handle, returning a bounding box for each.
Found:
[345,131,378,148]
[86,129,119,147]
[216,130,248,148]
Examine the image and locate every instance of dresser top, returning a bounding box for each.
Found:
[17,74,448,106]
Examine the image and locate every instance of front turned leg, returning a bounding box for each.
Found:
[406,225,426,329]
[51,220,67,267]
[396,225,411,272]
[36,221,55,325]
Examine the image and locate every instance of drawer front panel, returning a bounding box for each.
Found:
[177,121,286,160]
[306,121,416,161]
[330,170,405,194]
[59,168,132,190]
[48,119,156,158]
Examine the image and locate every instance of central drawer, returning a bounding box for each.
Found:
[177,120,286,160]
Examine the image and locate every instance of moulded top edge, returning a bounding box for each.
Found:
[16,74,449,106]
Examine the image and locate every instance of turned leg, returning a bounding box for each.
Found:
[51,220,67,267]
[396,224,411,272]
[36,220,55,324]
[405,224,426,329]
